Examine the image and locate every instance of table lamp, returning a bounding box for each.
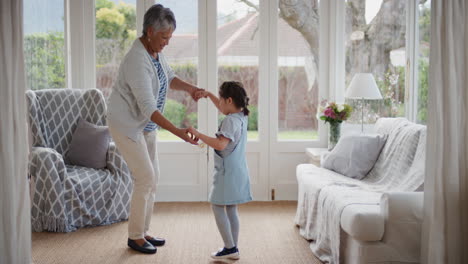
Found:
[345,73,383,133]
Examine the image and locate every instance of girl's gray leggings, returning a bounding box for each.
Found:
[211,204,239,249]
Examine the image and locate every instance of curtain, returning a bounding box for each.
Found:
[421,1,468,263]
[0,0,32,263]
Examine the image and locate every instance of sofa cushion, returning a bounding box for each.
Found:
[340,204,384,242]
[322,134,387,180]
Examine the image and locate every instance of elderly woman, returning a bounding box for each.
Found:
[107,4,201,254]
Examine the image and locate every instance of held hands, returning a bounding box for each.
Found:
[190,87,206,102]
[187,127,201,138]
[178,128,199,145]
[187,127,206,148]
[194,90,209,99]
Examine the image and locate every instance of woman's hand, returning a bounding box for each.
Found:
[194,90,209,99]
[187,127,201,138]
[190,87,205,102]
[176,128,199,145]
[170,78,205,102]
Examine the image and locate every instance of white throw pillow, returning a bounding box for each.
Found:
[322,134,387,180]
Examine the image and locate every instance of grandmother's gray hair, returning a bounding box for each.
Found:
[142,4,176,36]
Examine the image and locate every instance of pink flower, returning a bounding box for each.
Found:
[324,108,333,117]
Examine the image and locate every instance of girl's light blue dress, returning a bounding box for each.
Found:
[209,113,252,205]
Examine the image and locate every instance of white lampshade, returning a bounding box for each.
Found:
[345,73,383,99]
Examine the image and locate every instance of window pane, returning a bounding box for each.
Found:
[345,0,406,125]
[217,0,259,141]
[95,0,136,99]
[157,0,199,140]
[277,1,319,140]
[417,0,430,124]
[24,0,65,90]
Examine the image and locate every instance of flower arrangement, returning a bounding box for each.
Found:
[318,101,353,124]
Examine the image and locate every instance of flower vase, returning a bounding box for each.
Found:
[328,122,341,151]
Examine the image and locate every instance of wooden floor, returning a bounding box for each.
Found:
[32,201,322,264]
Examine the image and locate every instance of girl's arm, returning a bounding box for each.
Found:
[204,91,222,112]
[188,127,229,151]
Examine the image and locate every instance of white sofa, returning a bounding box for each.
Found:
[295,118,426,264]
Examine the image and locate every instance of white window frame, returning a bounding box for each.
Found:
[406,0,420,123]
[65,0,95,89]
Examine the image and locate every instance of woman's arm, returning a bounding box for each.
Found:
[188,127,229,151]
[151,110,198,144]
[170,77,204,101]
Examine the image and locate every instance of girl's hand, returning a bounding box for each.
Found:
[177,128,198,145]
[190,87,205,101]
[194,90,208,99]
[187,127,201,138]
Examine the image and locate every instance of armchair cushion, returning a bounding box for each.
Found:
[66,118,110,169]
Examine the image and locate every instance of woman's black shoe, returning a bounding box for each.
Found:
[127,239,157,254]
[145,236,166,247]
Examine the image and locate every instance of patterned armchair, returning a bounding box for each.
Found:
[26,88,133,232]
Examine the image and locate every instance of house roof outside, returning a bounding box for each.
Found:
[163,13,313,67]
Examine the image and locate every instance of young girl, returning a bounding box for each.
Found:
[189,81,252,260]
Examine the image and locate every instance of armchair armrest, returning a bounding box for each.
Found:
[379,192,424,261]
[29,146,68,232]
[29,146,66,181]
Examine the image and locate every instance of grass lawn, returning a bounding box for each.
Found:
[157,130,318,141]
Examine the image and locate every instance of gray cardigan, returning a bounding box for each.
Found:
[107,39,175,142]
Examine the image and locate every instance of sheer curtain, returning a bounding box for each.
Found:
[0,0,32,263]
[421,1,468,263]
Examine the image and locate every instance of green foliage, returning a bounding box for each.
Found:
[117,2,137,42]
[118,2,137,30]
[219,65,242,73]
[96,8,125,39]
[24,32,65,90]
[164,99,187,127]
[95,1,136,58]
[417,58,429,123]
[95,0,114,10]
[419,5,431,43]
[375,66,406,118]
[187,112,198,128]
[247,105,258,131]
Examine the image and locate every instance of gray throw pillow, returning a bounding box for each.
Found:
[322,134,387,180]
[66,118,110,169]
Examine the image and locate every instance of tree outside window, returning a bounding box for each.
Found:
[95,0,136,99]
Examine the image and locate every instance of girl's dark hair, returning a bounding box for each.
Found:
[219,81,250,116]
